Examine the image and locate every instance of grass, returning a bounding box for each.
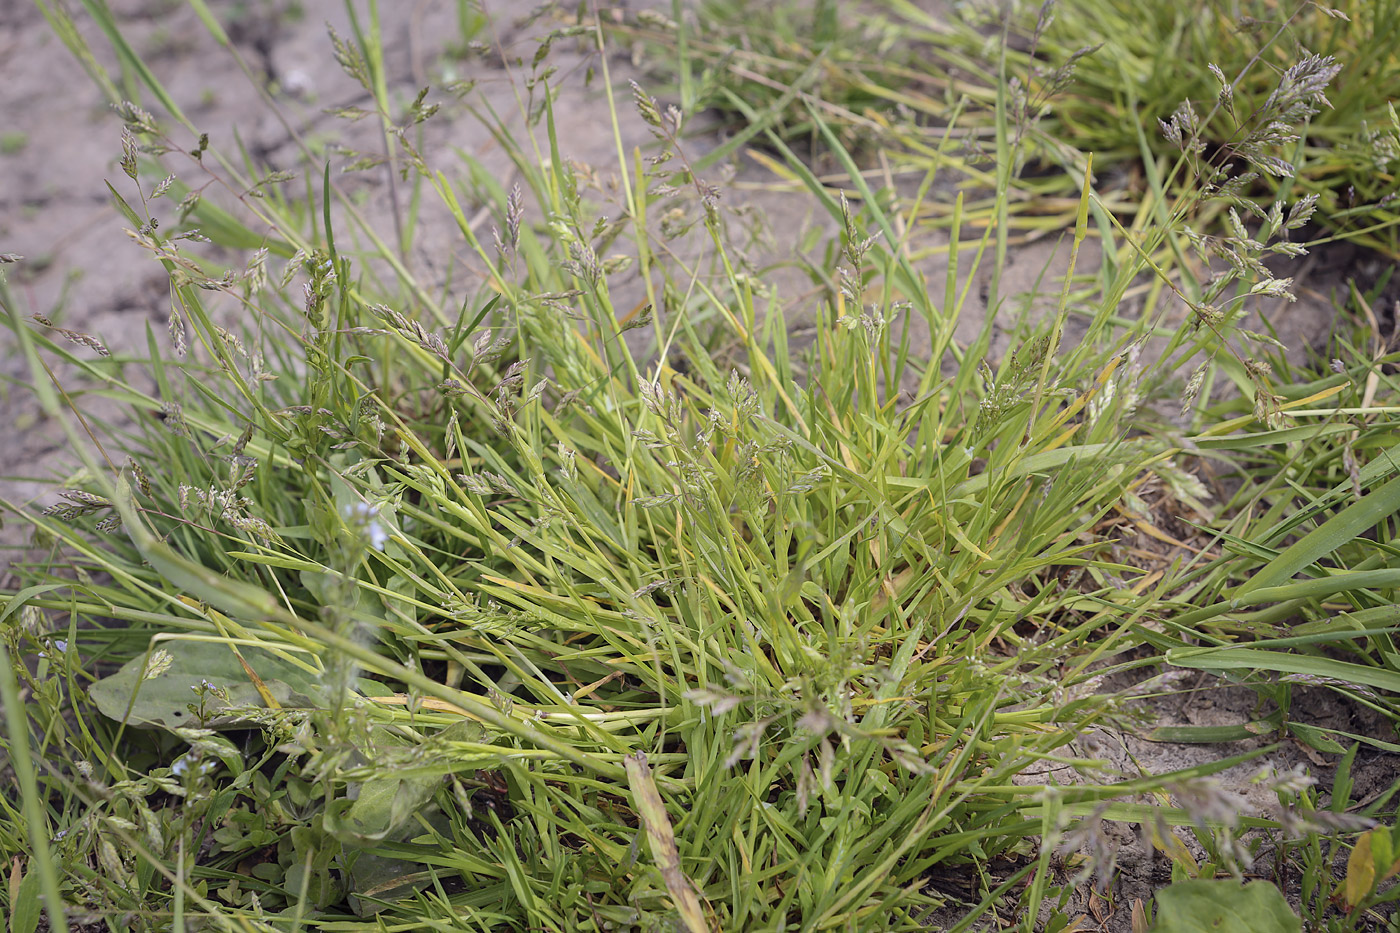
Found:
[0,132,29,156]
[2,1,1399,930]
[618,0,1400,257]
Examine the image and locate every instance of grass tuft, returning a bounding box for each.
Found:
[2,1,1399,930]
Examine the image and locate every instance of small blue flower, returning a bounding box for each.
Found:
[344,501,388,551]
[365,521,388,551]
[171,754,216,779]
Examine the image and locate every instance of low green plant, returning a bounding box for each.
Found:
[1150,879,1301,933]
[621,0,1400,256]
[611,0,904,155]
[996,0,1400,256]
[2,1,1398,931]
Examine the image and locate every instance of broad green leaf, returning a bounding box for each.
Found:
[323,773,434,847]
[344,809,459,917]
[1288,722,1347,754]
[347,850,440,916]
[8,861,40,933]
[1151,880,1299,933]
[88,641,326,730]
[325,720,483,847]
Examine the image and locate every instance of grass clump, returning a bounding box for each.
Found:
[621,0,1400,255]
[1,2,1399,931]
[951,0,1400,256]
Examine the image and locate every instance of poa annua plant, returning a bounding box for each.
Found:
[4,2,1400,932]
[0,11,1168,932]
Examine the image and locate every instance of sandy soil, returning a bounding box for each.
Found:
[1,2,1394,929]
